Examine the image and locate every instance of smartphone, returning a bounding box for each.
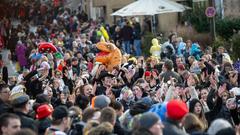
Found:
[236,95,240,107]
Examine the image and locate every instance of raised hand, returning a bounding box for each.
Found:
[200,71,205,82]
[229,71,238,85]
[209,73,217,89]
[187,75,194,87]
[68,94,75,104]
[218,83,226,97]
[152,71,158,79]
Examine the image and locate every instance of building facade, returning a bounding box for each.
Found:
[91,0,188,33]
[223,0,240,18]
[91,0,135,22]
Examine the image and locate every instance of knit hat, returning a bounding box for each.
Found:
[11,93,29,107]
[166,100,188,120]
[144,71,151,77]
[92,95,111,109]
[52,105,69,120]
[138,112,160,129]
[36,104,53,120]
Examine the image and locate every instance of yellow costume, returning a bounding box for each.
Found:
[96,42,122,71]
[150,38,161,58]
[100,26,109,41]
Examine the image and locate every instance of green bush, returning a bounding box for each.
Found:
[182,2,240,41]
[230,34,240,61]
[142,32,155,57]
[211,36,228,51]
[211,34,240,61]
[216,18,240,40]
[182,4,210,33]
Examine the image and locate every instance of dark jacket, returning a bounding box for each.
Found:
[38,118,51,135]
[62,74,74,94]
[163,118,188,135]
[95,85,107,95]
[114,118,129,135]
[24,70,43,98]
[72,65,80,76]
[133,22,141,40]
[120,26,133,41]
[120,99,133,112]
[206,88,235,125]
[14,111,38,132]
[0,99,12,114]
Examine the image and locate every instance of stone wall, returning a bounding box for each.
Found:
[224,0,240,18]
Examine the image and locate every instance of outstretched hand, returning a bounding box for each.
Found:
[236,124,240,135]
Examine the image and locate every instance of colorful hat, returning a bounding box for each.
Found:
[38,42,57,54]
[144,71,152,77]
[36,104,53,120]
[54,52,63,59]
[166,100,188,120]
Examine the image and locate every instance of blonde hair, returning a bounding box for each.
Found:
[183,113,205,133]
[42,56,48,62]
[83,120,100,135]
[86,122,113,135]
[190,73,200,84]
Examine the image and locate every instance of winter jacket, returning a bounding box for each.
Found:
[14,111,38,132]
[0,99,12,114]
[38,118,51,135]
[163,118,188,135]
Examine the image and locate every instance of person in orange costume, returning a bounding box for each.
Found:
[96,42,122,71]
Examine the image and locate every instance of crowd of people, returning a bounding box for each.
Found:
[0,0,240,135]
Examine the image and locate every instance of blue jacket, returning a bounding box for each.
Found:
[190,43,202,60]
